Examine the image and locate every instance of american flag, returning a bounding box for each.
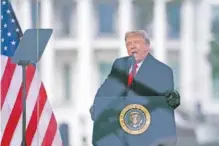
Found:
[1,0,63,145]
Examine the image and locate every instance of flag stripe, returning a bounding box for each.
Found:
[41,114,57,146]
[31,101,52,145]
[52,130,63,146]
[0,65,22,134]
[1,58,16,109]
[1,87,22,146]
[26,84,47,146]
[10,67,41,146]
[9,115,23,146]
[0,66,35,146]
[0,56,7,79]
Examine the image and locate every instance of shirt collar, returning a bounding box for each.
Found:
[136,61,143,68]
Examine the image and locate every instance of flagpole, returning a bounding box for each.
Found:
[18,61,30,146]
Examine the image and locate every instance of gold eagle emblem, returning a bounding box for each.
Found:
[119,104,151,135]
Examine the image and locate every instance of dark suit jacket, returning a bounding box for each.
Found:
[90,53,174,120]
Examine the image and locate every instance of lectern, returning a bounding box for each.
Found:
[92,96,177,146]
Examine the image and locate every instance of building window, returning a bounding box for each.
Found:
[211,5,219,37]
[94,1,118,36]
[59,123,70,146]
[167,50,180,91]
[53,0,76,37]
[210,5,219,99]
[132,0,154,37]
[98,62,112,84]
[95,49,118,85]
[31,0,41,28]
[166,1,181,39]
[213,78,219,98]
[209,40,219,99]
[63,64,71,100]
[55,50,76,103]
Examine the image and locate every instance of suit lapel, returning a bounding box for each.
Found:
[134,53,153,82]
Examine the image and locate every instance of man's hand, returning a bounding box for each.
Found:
[165,90,180,109]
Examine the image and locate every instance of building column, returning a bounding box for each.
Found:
[20,0,31,30]
[40,0,55,101]
[195,1,214,112]
[153,0,167,63]
[119,0,133,57]
[180,0,195,109]
[75,0,93,145]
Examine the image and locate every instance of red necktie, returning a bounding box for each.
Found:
[128,63,138,86]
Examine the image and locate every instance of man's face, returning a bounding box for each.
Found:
[125,34,150,63]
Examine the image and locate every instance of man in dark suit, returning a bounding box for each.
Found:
[90,30,180,145]
[90,30,180,117]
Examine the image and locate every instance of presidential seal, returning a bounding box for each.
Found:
[119,104,151,135]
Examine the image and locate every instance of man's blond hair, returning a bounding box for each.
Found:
[125,30,150,44]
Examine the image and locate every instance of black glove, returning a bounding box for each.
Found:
[165,90,180,109]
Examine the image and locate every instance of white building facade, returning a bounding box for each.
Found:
[11,0,219,145]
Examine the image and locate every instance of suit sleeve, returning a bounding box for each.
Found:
[161,67,174,94]
[89,59,118,121]
[169,68,174,91]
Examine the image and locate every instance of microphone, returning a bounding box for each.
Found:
[128,53,136,70]
[131,52,136,67]
[131,52,136,64]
